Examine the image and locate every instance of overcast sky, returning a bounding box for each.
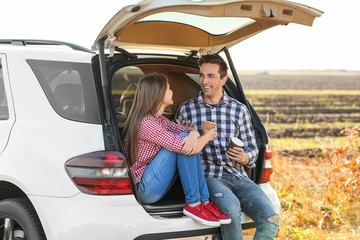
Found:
[1,0,359,71]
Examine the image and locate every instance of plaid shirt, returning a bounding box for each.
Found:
[176,92,258,179]
[124,114,191,183]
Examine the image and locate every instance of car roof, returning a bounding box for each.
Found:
[0,40,94,62]
[93,0,323,54]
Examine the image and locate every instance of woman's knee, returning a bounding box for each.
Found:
[178,132,189,137]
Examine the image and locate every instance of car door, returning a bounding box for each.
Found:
[0,54,15,154]
[92,0,323,54]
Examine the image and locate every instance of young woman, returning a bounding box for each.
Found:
[123,73,231,227]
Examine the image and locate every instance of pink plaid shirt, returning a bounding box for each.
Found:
[124,114,191,184]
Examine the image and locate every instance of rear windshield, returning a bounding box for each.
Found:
[139,12,255,35]
[28,60,101,124]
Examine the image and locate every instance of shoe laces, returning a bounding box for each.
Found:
[204,202,223,217]
[197,203,215,217]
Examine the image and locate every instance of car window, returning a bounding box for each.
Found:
[27,60,101,124]
[185,73,200,84]
[0,60,9,120]
[138,12,255,35]
[112,66,144,129]
[112,64,203,133]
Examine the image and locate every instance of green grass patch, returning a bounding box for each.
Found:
[245,89,360,95]
[269,136,353,150]
[265,122,360,130]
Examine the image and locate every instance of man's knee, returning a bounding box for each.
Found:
[256,214,279,239]
[268,214,280,225]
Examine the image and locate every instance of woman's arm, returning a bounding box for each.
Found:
[180,128,199,155]
[181,128,217,155]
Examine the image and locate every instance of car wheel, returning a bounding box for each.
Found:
[0,198,46,240]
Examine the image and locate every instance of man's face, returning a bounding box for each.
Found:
[199,63,227,102]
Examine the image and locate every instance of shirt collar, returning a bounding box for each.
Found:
[149,113,163,119]
[195,91,230,106]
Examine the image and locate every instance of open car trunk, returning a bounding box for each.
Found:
[106,54,202,217]
[93,0,322,219]
[101,52,268,221]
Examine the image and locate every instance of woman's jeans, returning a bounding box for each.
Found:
[206,170,279,240]
[137,134,209,204]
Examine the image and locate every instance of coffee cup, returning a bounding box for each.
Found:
[202,120,216,130]
[227,137,244,150]
[227,137,244,167]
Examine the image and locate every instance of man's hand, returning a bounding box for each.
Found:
[202,127,217,142]
[226,147,249,166]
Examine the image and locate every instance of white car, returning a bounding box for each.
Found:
[0,1,322,239]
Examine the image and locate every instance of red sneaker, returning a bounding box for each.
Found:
[204,202,231,224]
[183,203,220,227]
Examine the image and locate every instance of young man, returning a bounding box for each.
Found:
[176,54,279,240]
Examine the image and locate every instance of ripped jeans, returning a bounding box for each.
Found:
[206,170,279,240]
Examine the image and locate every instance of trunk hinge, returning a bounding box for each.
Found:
[98,37,111,126]
[98,37,122,151]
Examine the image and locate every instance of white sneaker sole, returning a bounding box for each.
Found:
[218,218,232,224]
[183,209,221,227]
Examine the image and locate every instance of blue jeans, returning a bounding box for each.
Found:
[206,170,279,240]
[137,134,209,204]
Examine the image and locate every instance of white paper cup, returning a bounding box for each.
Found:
[227,137,244,150]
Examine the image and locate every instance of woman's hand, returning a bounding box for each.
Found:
[180,129,199,155]
[226,147,250,166]
[176,119,195,128]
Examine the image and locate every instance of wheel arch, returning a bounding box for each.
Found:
[0,181,48,239]
[0,181,27,201]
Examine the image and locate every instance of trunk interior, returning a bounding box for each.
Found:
[108,56,201,216]
[104,53,263,217]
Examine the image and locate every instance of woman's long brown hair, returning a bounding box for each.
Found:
[123,73,168,165]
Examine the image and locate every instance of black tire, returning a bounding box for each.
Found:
[0,198,46,240]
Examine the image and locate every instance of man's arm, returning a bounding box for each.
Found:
[227,105,259,168]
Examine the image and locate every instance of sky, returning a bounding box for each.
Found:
[1,0,359,71]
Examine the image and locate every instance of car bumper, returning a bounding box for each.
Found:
[29,193,220,240]
[29,183,279,240]
[260,182,281,215]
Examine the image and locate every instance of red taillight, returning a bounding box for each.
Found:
[265,148,273,159]
[261,146,273,183]
[65,151,133,195]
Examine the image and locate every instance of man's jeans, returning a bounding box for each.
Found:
[137,134,209,204]
[206,170,279,240]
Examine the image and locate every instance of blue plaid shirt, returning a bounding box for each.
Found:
[176,92,259,179]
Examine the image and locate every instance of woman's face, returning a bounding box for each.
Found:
[162,83,174,107]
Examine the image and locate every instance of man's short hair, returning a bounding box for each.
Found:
[198,54,228,78]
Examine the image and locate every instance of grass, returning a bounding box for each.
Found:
[244,89,360,95]
[242,85,360,238]
[270,128,360,239]
[269,137,352,151]
[265,122,360,130]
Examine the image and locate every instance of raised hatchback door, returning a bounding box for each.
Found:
[93,0,323,54]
